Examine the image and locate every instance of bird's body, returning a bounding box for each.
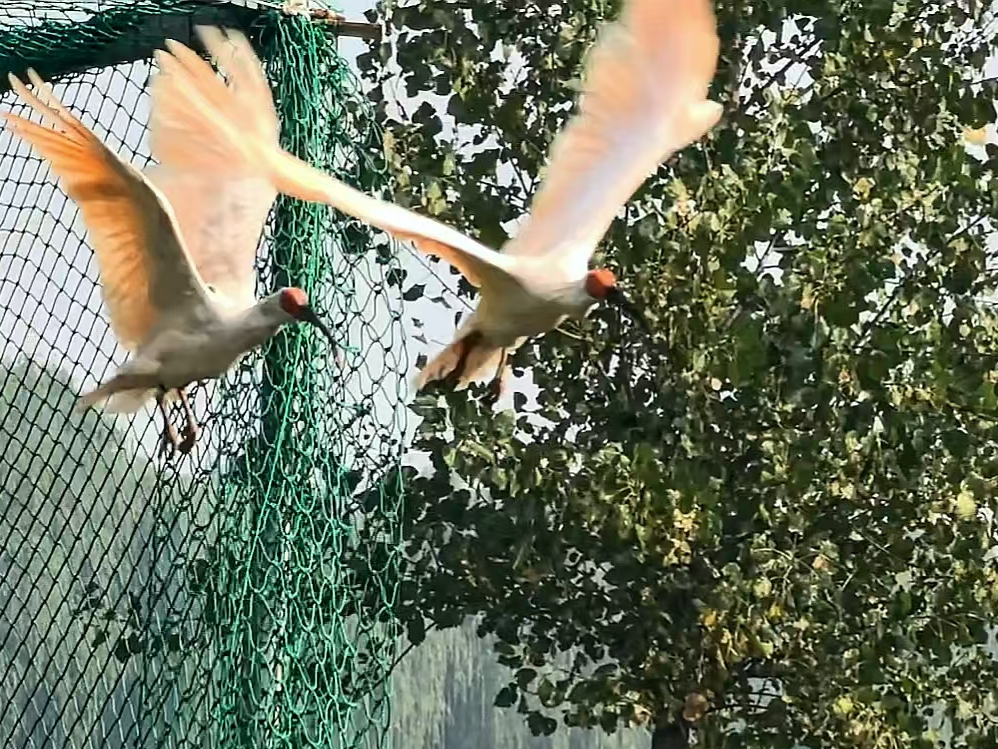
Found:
[95,298,282,400]
[149,0,722,399]
[429,267,590,392]
[465,267,584,344]
[3,65,337,454]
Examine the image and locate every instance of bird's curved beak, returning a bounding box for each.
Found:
[299,305,338,347]
[605,287,651,335]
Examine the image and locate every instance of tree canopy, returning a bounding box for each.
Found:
[359,1,998,746]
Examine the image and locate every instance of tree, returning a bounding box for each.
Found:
[358,1,998,746]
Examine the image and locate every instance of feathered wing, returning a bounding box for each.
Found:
[2,70,212,352]
[148,27,518,290]
[153,26,280,160]
[502,0,722,270]
[148,26,279,308]
[142,167,272,308]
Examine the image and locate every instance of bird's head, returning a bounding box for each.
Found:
[584,268,650,334]
[278,287,338,346]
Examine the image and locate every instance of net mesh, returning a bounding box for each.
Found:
[0,2,408,748]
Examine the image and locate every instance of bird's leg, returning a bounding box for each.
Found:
[442,332,480,389]
[176,387,200,455]
[486,348,508,404]
[156,388,182,458]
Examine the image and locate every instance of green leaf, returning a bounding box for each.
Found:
[494,685,518,708]
[406,616,426,647]
[515,667,537,687]
[402,284,426,302]
[527,711,558,736]
[537,677,559,707]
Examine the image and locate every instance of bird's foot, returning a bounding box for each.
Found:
[158,421,182,459]
[441,368,463,391]
[435,358,467,393]
[485,352,509,406]
[486,374,506,405]
[443,334,482,390]
[177,425,199,455]
[176,389,200,455]
[155,386,185,461]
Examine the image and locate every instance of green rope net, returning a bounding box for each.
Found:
[0,2,408,748]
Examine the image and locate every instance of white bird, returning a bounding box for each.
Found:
[149,0,721,401]
[2,66,338,455]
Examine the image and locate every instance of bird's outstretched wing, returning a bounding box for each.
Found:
[3,70,212,350]
[149,27,517,290]
[502,0,722,273]
[143,166,272,309]
[147,26,278,309]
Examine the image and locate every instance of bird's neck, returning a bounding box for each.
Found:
[228,300,287,350]
[565,280,599,312]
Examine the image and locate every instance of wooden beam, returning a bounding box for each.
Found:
[0,0,381,94]
[310,8,382,41]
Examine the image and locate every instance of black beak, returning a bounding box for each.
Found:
[605,287,651,335]
[299,305,339,350]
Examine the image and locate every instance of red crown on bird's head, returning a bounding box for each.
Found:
[279,287,309,317]
[585,268,618,299]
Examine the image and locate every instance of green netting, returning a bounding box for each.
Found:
[0,2,408,748]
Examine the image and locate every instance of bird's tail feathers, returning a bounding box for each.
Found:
[75,367,164,414]
[96,389,161,414]
[76,385,159,414]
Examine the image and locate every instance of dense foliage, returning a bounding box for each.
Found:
[359,1,998,746]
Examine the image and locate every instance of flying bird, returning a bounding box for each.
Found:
[2,68,338,455]
[140,27,280,451]
[150,0,722,401]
